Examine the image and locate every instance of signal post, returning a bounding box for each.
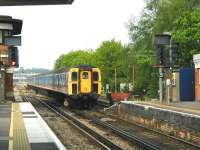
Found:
[0,16,22,101]
[154,33,171,102]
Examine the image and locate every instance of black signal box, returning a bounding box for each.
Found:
[8,47,19,68]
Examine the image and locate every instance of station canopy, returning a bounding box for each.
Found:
[0,0,74,6]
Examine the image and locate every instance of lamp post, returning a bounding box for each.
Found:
[154,33,171,102]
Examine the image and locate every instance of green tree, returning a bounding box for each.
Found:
[54,50,95,69]
[95,39,125,90]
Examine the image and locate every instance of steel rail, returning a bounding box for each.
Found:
[93,118,161,150]
[75,110,161,150]
[34,98,124,150]
[103,112,200,149]
[97,100,110,107]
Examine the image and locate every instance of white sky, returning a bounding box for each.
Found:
[0,0,144,69]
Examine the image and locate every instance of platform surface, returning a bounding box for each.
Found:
[133,101,200,116]
[0,103,11,150]
[0,102,66,150]
[115,101,200,132]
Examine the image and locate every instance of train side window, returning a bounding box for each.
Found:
[72,72,78,81]
[93,72,99,81]
[82,72,88,79]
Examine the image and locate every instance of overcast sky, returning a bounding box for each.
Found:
[0,0,144,69]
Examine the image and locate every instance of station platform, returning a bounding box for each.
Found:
[0,102,66,150]
[134,101,200,116]
[105,100,200,141]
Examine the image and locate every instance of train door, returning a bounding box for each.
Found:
[80,71,91,93]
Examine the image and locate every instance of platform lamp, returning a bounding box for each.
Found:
[154,33,171,102]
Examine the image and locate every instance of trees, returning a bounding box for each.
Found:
[95,40,130,90]
[54,40,130,91]
[54,50,94,69]
[54,0,200,98]
[126,0,200,98]
[173,8,200,66]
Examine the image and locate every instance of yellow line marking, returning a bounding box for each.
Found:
[8,103,13,150]
[9,103,31,150]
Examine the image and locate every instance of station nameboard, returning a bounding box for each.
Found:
[4,36,21,46]
[0,0,74,6]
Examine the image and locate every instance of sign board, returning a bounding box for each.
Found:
[0,31,2,44]
[0,23,13,30]
[4,36,21,46]
[193,54,200,68]
[0,0,74,6]
[166,79,171,86]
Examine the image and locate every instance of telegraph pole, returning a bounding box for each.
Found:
[169,37,172,104]
[115,68,117,93]
[159,67,163,102]
[132,65,135,89]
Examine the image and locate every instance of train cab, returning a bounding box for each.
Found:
[68,65,101,103]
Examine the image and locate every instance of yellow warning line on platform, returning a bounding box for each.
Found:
[9,103,31,150]
[9,103,13,150]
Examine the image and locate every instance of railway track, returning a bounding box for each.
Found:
[104,113,200,149]
[26,96,163,150]
[74,108,200,150]
[23,96,124,150]
[96,100,110,107]
[23,95,200,150]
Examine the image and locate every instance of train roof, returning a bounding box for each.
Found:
[28,65,97,78]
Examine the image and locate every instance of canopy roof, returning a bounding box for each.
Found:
[0,0,74,6]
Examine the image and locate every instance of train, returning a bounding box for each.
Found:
[27,65,102,108]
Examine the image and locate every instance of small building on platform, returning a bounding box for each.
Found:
[165,68,195,102]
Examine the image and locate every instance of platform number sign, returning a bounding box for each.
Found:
[8,47,19,68]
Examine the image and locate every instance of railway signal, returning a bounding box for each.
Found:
[156,45,165,65]
[8,46,19,68]
[171,42,179,66]
[154,33,171,102]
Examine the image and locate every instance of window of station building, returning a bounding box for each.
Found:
[82,72,88,79]
[93,72,99,81]
[72,72,78,81]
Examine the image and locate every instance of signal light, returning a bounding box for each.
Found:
[12,61,16,66]
[171,42,179,65]
[8,47,19,68]
[156,45,164,65]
